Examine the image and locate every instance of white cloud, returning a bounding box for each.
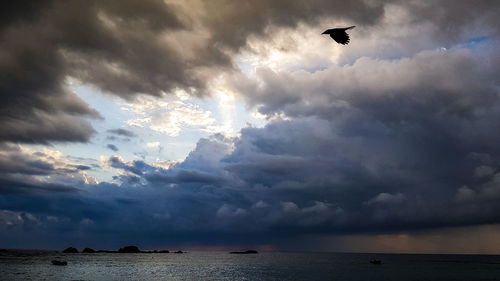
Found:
[456,186,477,202]
[281,201,299,213]
[216,204,248,218]
[122,95,220,137]
[474,165,495,178]
[364,193,405,205]
[152,159,177,169]
[0,145,97,185]
[253,200,269,209]
[146,142,161,148]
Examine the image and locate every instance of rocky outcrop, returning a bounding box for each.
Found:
[62,247,78,253]
[82,247,96,253]
[118,246,141,253]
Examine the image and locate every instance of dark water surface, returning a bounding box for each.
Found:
[1,251,500,280]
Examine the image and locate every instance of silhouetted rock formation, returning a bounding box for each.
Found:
[230,250,258,254]
[118,246,141,253]
[63,247,78,253]
[82,247,96,253]
[51,260,68,266]
[56,245,174,254]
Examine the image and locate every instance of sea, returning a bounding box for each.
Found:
[1,250,500,280]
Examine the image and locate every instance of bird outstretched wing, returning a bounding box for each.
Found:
[323,26,355,45]
[330,31,350,45]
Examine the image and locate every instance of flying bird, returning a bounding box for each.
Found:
[322,26,355,45]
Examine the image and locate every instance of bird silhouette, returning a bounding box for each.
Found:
[322,26,355,45]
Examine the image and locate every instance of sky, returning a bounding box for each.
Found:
[1,0,500,253]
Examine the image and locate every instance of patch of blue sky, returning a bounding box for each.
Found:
[466,36,489,45]
[445,35,490,52]
[443,35,494,62]
[38,82,268,182]
[69,85,204,163]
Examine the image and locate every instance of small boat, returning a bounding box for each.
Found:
[51,260,68,266]
[229,250,258,254]
[370,259,382,264]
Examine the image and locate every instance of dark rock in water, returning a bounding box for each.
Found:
[62,247,78,253]
[230,250,258,254]
[82,247,96,253]
[51,260,68,266]
[0,249,8,253]
[118,246,141,253]
[370,259,382,264]
[174,250,184,254]
[159,250,170,253]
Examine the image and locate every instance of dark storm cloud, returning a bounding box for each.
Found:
[4,0,498,144]
[0,145,71,176]
[3,100,500,249]
[2,0,500,249]
[216,47,500,235]
[106,154,222,185]
[2,0,500,144]
[106,144,119,152]
[14,40,497,245]
[0,144,90,197]
[401,0,500,39]
[0,0,184,143]
[0,177,78,195]
[235,47,499,119]
[0,112,97,144]
[201,0,386,49]
[108,156,152,176]
[0,146,54,176]
[107,129,137,138]
[146,169,222,185]
[0,0,393,144]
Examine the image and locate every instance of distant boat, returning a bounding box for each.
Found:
[370,259,382,264]
[51,260,68,266]
[230,250,258,254]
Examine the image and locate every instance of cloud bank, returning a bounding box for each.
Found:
[0,0,500,250]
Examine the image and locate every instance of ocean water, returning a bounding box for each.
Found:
[1,251,500,280]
